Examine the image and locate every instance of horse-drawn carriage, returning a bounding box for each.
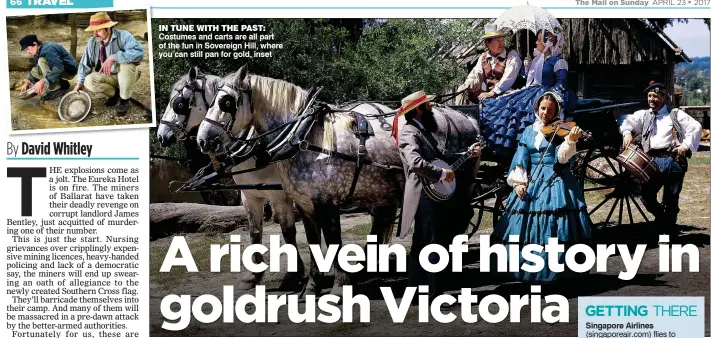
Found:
[171,85,648,238]
[156,65,660,294]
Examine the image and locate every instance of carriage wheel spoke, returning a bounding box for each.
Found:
[605,197,620,224]
[589,193,613,215]
[585,185,615,192]
[625,195,634,225]
[603,156,621,176]
[629,195,650,223]
[585,165,615,180]
[469,204,485,237]
[618,195,623,225]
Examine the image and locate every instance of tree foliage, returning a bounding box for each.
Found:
[675,56,710,106]
[152,18,476,115]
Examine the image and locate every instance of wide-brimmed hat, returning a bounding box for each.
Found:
[391,90,436,145]
[84,12,118,32]
[481,23,511,41]
[396,90,436,117]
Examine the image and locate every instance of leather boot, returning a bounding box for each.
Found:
[114,98,130,117]
[106,89,121,106]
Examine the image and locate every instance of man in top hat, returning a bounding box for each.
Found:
[18,34,77,100]
[392,90,481,307]
[74,12,144,116]
[619,81,702,237]
[460,23,522,103]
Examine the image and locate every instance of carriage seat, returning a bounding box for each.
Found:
[575,98,614,111]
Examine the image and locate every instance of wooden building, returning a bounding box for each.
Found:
[441,18,691,114]
[561,18,690,111]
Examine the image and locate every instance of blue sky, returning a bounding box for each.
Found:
[663,19,710,58]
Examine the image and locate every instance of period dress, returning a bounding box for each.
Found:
[479,53,574,159]
[492,119,593,283]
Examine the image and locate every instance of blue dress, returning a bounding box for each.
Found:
[492,125,593,283]
[479,55,574,158]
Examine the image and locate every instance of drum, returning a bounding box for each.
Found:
[615,144,658,183]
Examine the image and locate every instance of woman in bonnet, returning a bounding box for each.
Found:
[479,28,574,158]
[492,91,592,284]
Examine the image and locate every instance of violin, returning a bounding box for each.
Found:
[541,120,592,140]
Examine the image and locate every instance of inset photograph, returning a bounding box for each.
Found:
[6,9,154,132]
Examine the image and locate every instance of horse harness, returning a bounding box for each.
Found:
[203,83,403,204]
[159,75,210,140]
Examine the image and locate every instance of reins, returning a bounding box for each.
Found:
[185,82,406,192]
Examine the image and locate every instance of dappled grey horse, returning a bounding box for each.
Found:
[157,66,305,290]
[196,64,481,296]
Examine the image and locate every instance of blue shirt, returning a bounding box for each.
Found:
[76,27,144,85]
[32,42,78,86]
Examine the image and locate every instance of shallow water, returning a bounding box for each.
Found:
[12,93,75,130]
[10,90,149,131]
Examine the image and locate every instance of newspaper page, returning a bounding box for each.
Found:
[1,1,710,338]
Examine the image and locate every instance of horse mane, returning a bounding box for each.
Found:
[249,75,338,154]
[249,75,309,120]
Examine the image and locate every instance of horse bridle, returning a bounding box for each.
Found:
[202,78,253,144]
[159,76,209,141]
[200,77,319,161]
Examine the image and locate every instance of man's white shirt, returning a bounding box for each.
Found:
[619,105,702,152]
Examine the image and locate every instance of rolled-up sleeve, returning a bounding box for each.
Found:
[464,61,483,89]
[113,30,144,64]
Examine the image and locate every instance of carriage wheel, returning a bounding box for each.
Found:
[467,178,508,238]
[468,181,487,237]
[575,148,652,227]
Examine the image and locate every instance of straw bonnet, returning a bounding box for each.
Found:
[391,90,436,145]
[481,23,511,41]
[85,12,118,31]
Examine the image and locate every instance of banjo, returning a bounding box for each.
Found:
[423,139,483,202]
